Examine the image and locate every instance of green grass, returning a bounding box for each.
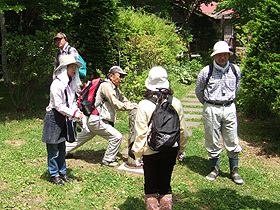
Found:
[0,79,280,209]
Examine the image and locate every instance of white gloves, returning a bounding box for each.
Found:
[135,158,143,167]
[177,151,186,162]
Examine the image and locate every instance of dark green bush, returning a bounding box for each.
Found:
[240,0,280,118]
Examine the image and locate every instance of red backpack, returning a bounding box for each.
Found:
[78,78,105,116]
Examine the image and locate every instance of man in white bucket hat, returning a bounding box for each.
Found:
[195,41,243,185]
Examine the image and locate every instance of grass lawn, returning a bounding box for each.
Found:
[0,79,279,209]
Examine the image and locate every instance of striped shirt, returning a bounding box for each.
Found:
[195,63,241,104]
[54,42,79,69]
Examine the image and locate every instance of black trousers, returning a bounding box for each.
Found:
[143,150,177,195]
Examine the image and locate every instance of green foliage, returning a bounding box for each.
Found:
[5,31,54,110]
[240,0,280,118]
[119,67,149,103]
[70,0,120,76]
[167,58,204,85]
[115,8,187,74]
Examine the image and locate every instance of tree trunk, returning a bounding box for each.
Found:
[0,12,9,85]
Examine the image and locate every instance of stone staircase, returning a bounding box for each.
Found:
[181,91,203,128]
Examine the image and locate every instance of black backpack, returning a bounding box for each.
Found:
[147,94,180,152]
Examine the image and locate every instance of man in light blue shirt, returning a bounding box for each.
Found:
[195,41,243,185]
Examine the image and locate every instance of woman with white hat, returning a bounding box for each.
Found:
[42,55,84,186]
[132,66,189,209]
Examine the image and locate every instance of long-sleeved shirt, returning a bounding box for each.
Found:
[95,79,135,122]
[132,96,189,159]
[195,63,241,104]
[54,42,79,69]
[46,78,78,118]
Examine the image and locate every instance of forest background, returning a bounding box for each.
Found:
[0,0,279,120]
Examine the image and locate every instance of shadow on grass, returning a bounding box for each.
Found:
[40,168,78,184]
[238,114,280,157]
[183,156,231,179]
[68,149,105,164]
[118,188,280,210]
[173,188,280,210]
[68,149,126,165]
[118,196,146,210]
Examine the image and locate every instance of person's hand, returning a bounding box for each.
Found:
[135,158,143,167]
[74,110,84,120]
[130,103,138,110]
[177,152,186,162]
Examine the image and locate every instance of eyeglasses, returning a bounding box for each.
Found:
[119,74,125,78]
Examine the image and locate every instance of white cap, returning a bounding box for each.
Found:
[211,41,233,57]
[145,66,170,91]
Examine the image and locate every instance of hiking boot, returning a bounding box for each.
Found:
[101,160,120,167]
[60,174,73,183]
[206,166,219,181]
[159,194,172,210]
[144,193,159,210]
[231,166,244,185]
[52,175,64,186]
[229,158,244,185]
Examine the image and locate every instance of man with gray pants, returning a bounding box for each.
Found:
[195,41,243,184]
[66,66,137,167]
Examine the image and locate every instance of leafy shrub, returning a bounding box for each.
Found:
[5,31,54,111]
[114,8,187,74]
[167,58,204,85]
[240,0,280,118]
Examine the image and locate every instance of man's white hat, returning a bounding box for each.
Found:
[54,55,82,75]
[145,66,170,91]
[211,41,233,57]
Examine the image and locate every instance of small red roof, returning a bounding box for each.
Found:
[201,2,233,14]
[200,2,233,19]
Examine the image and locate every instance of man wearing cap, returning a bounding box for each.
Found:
[195,41,243,185]
[65,66,137,167]
[53,32,79,70]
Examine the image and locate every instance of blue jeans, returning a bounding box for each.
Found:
[46,142,66,177]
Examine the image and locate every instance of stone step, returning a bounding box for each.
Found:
[184,107,203,112]
[182,97,199,102]
[182,102,202,106]
[184,114,202,119]
[185,121,201,128]
[186,93,196,97]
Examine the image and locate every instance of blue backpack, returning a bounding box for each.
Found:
[78,54,87,79]
[55,46,87,79]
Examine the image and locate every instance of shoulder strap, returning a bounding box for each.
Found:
[205,63,214,86]
[205,63,238,86]
[229,63,237,77]
[147,95,172,127]
[167,95,173,104]
[64,89,69,108]
[67,45,72,54]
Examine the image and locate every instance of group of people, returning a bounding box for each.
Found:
[41,32,243,210]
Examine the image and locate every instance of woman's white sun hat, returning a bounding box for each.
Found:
[211,41,233,57]
[54,55,83,77]
[145,66,170,91]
